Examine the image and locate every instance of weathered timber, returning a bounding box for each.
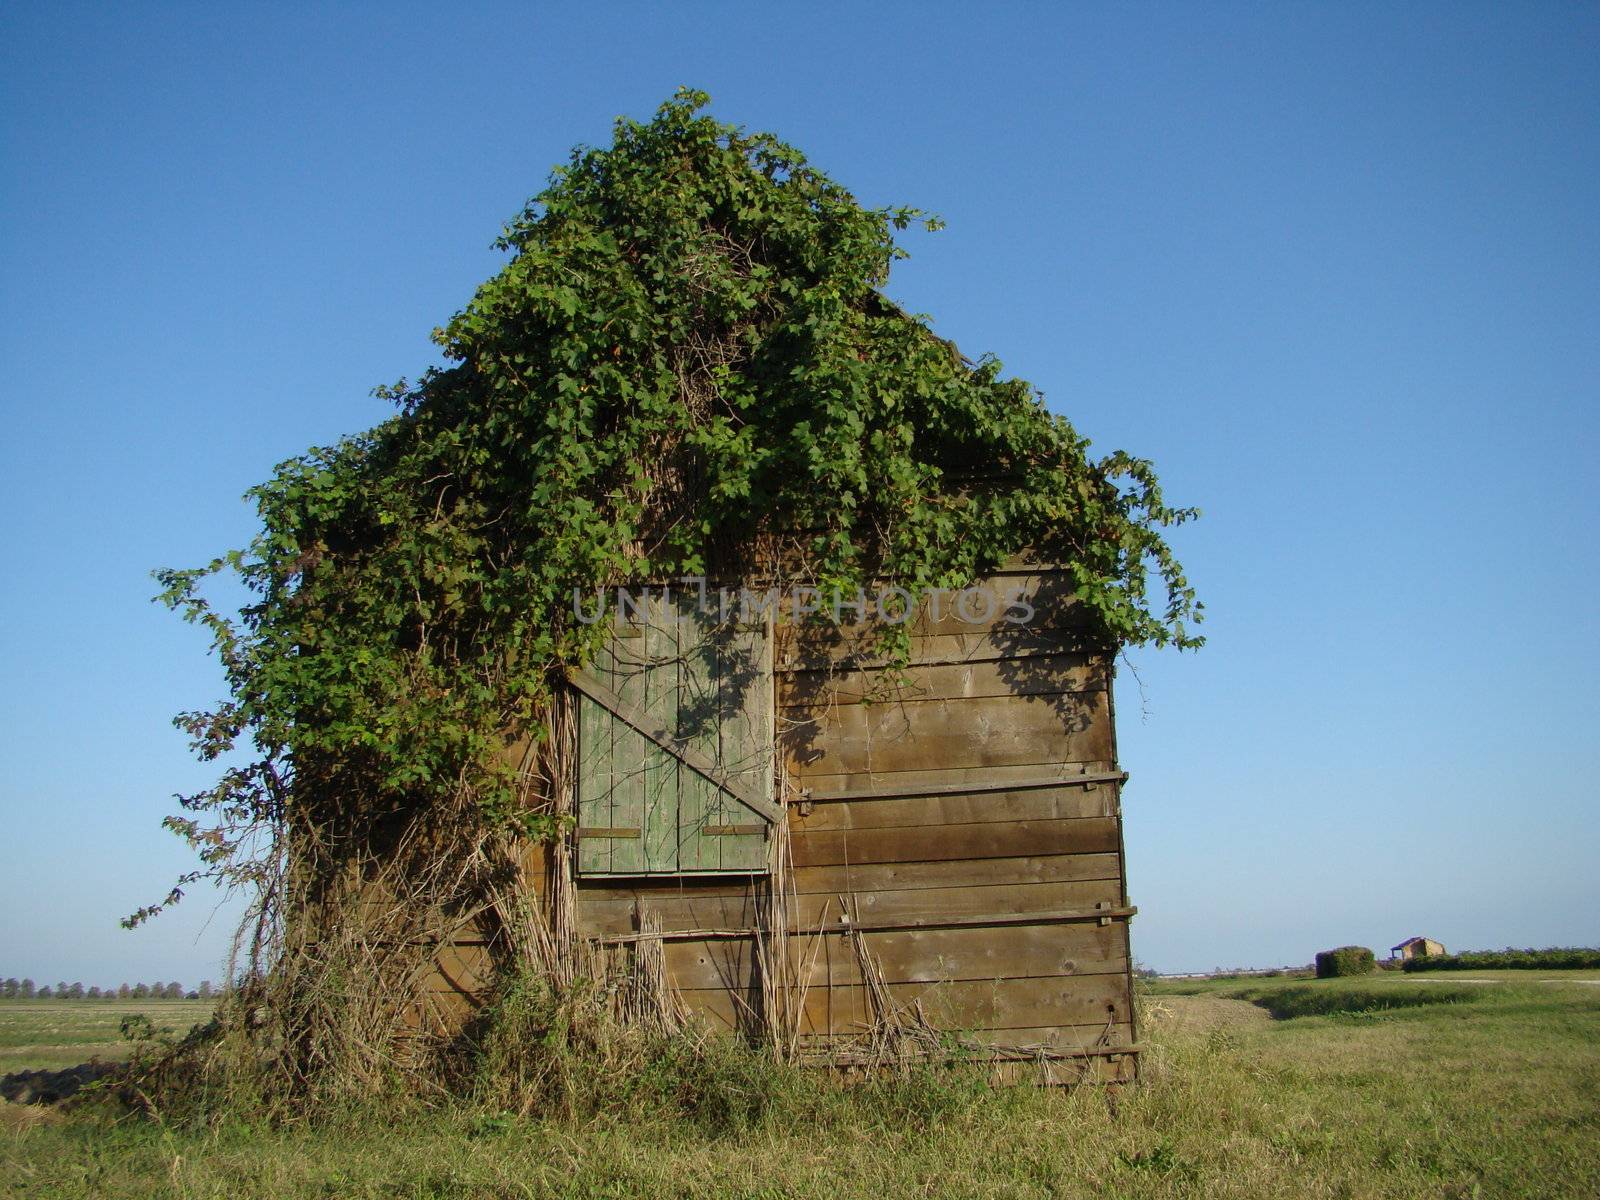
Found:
[803,770,1124,805]
[791,851,1126,895]
[783,692,1114,778]
[772,573,1085,639]
[788,1022,1139,1056]
[774,626,1098,671]
[791,782,1119,830]
[793,760,1118,800]
[433,562,1143,1079]
[788,816,1121,867]
[663,920,1127,990]
[569,668,781,823]
[586,904,1134,944]
[681,972,1130,1035]
[780,655,1105,708]
[574,875,1124,938]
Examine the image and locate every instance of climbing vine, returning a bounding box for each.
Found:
[139,89,1201,941]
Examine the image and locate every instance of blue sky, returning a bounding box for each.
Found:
[1,3,1596,983]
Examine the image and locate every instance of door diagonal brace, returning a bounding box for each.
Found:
[567,668,782,823]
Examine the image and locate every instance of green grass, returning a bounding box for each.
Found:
[1146,968,1600,996]
[0,1001,213,1073]
[1232,981,1489,1019]
[3,984,1599,1198]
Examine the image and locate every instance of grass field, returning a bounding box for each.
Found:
[0,1000,213,1073]
[1153,968,1600,988]
[2,977,1598,1198]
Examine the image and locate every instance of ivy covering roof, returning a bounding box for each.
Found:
[143,90,1200,921]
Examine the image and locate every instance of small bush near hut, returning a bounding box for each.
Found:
[1315,946,1376,978]
[1402,946,1600,972]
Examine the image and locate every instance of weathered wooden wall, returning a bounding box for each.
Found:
[572,568,1137,1080]
[430,566,1140,1082]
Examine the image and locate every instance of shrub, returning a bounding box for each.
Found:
[1402,947,1600,972]
[1314,946,1376,978]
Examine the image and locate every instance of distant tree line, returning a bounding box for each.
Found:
[1401,947,1600,972]
[1,978,220,1000]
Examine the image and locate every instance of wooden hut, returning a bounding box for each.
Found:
[430,560,1140,1084]
[1391,936,1445,962]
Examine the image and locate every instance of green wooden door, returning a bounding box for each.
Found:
[574,590,776,876]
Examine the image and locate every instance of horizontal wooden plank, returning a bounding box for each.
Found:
[775,626,1101,671]
[814,879,1124,927]
[964,1022,1137,1055]
[575,879,756,905]
[839,906,1134,935]
[784,691,1113,778]
[664,938,761,991]
[792,760,1118,801]
[587,905,1132,944]
[780,655,1105,710]
[791,783,1118,832]
[577,889,760,938]
[787,1042,1136,1084]
[789,816,1120,867]
[435,926,1131,1020]
[868,972,1128,1033]
[812,922,1128,986]
[662,919,1126,990]
[680,972,1129,1037]
[772,573,1087,639]
[786,1020,1138,1057]
[574,876,1125,938]
[805,770,1123,805]
[792,851,1124,895]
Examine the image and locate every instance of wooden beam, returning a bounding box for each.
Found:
[805,770,1126,804]
[585,904,1137,944]
[793,1042,1145,1064]
[832,904,1137,934]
